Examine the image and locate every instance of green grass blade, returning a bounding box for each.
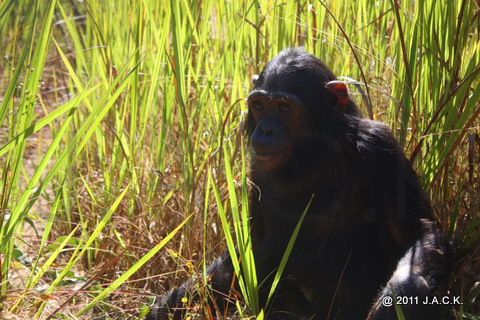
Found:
[76,212,194,317]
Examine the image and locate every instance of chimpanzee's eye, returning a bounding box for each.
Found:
[278,103,290,112]
[252,101,264,111]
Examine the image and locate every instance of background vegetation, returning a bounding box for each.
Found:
[0,0,479,319]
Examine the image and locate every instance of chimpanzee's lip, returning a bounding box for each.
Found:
[254,153,281,160]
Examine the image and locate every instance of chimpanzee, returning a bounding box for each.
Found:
[146,47,452,320]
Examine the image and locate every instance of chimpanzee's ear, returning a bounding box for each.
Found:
[325,80,349,116]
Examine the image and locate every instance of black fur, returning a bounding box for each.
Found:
[146,48,452,320]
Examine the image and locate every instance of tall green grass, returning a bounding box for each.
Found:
[0,0,478,318]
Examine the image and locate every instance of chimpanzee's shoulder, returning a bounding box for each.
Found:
[355,118,403,157]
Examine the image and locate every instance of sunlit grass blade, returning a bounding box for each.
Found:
[75,211,194,317]
[222,142,259,313]
[1,84,94,243]
[0,0,57,296]
[26,176,67,287]
[211,172,243,297]
[0,85,99,157]
[9,225,79,313]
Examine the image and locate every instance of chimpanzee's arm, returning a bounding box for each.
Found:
[146,254,235,320]
[368,220,452,320]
